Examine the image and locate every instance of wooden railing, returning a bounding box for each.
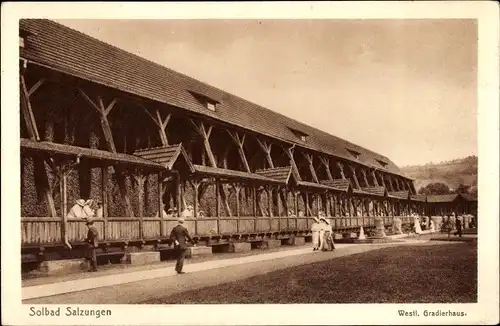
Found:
[21,215,408,246]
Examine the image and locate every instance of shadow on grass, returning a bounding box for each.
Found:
[144,242,477,304]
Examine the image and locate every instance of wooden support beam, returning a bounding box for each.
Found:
[319,157,333,180]
[293,191,299,217]
[191,119,231,216]
[158,172,165,237]
[336,162,346,179]
[252,185,257,217]
[79,89,135,216]
[227,130,251,172]
[102,166,109,240]
[134,171,146,217]
[20,75,40,141]
[141,106,171,146]
[302,153,319,183]
[215,178,221,217]
[348,165,361,189]
[371,169,380,187]
[280,189,288,217]
[361,169,370,187]
[233,183,241,218]
[283,145,301,181]
[21,74,58,217]
[28,78,46,97]
[266,187,273,217]
[256,138,274,168]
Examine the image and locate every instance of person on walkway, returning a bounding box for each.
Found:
[169,217,194,274]
[85,218,99,272]
[320,217,335,251]
[311,217,321,251]
[318,217,326,251]
[414,214,422,234]
[455,215,463,237]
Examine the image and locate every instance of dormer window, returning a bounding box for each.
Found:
[376,159,388,168]
[19,29,33,49]
[188,90,219,112]
[346,149,361,159]
[206,101,216,112]
[288,127,308,142]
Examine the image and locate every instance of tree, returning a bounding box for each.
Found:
[418,182,450,195]
[454,183,471,194]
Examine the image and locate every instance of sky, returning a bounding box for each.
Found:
[56,19,478,167]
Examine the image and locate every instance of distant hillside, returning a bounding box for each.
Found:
[400,156,477,191]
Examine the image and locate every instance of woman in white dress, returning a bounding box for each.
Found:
[311,217,321,251]
[414,214,422,234]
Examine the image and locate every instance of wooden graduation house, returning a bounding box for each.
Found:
[19,20,475,258]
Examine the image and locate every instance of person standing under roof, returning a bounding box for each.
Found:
[311,217,321,251]
[169,217,195,274]
[67,199,88,218]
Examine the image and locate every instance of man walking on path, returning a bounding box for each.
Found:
[170,217,195,274]
[455,215,463,237]
[85,218,99,272]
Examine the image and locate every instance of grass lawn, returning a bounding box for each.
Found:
[146,242,477,304]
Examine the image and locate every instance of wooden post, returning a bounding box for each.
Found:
[348,165,361,189]
[336,162,346,180]
[227,130,251,172]
[79,89,134,216]
[216,179,220,217]
[294,191,299,217]
[283,146,302,181]
[191,180,200,235]
[253,186,258,232]
[302,153,319,183]
[175,172,182,213]
[326,193,331,216]
[102,165,109,240]
[319,157,334,180]
[141,106,171,146]
[234,184,241,218]
[60,169,67,246]
[361,169,370,187]
[304,192,309,216]
[252,185,257,216]
[371,169,380,187]
[21,75,57,217]
[216,179,221,233]
[158,172,164,237]
[267,187,273,217]
[256,139,274,168]
[191,119,231,216]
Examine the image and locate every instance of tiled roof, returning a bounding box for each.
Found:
[19,19,407,178]
[410,194,427,202]
[388,190,410,199]
[297,180,339,191]
[20,138,164,170]
[192,165,281,184]
[426,194,460,203]
[461,193,478,202]
[254,166,293,184]
[320,179,352,192]
[362,186,387,197]
[133,144,194,172]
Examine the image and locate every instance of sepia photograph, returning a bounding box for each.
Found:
[2,2,499,325]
